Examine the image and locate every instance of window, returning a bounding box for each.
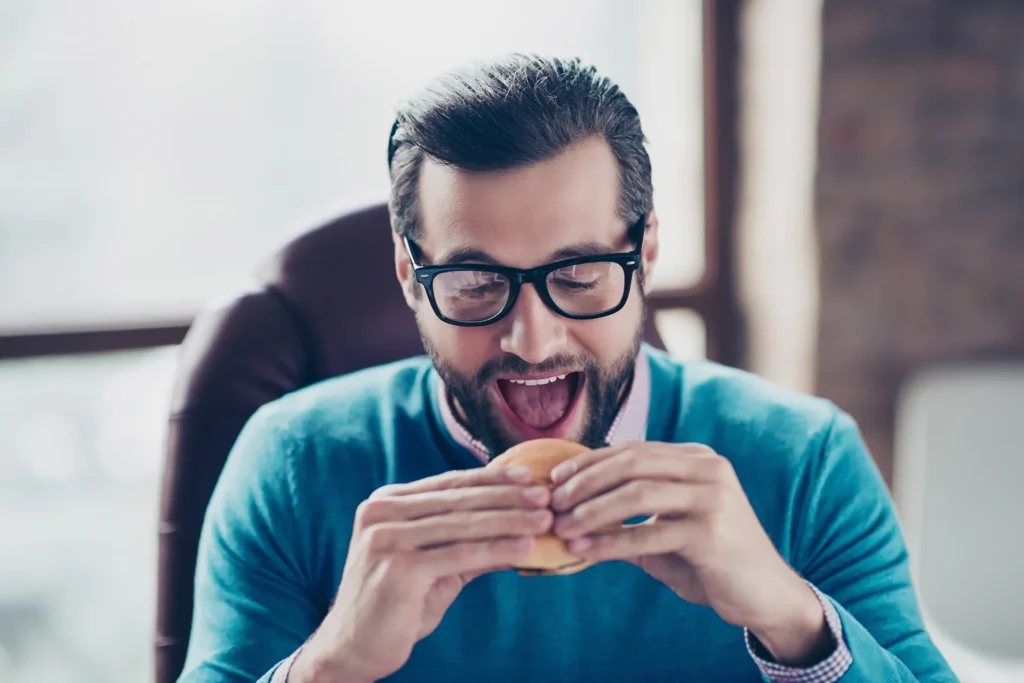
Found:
[1,0,703,330]
[0,2,722,681]
[0,348,177,683]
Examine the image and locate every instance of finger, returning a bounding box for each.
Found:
[372,466,534,499]
[566,519,695,562]
[553,480,706,538]
[420,536,535,577]
[356,485,550,526]
[369,508,553,551]
[549,443,633,485]
[460,568,496,584]
[551,446,715,512]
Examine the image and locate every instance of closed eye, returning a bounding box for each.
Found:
[551,279,601,291]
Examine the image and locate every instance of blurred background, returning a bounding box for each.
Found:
[0,1,1021,682]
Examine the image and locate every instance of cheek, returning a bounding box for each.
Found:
[418,314,498,372]
[572,299,643,360]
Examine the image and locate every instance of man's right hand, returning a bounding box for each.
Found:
[288,466,552,683]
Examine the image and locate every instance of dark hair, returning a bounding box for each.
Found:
[387,54,653,240]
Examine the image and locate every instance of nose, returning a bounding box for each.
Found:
[499,283,567,364]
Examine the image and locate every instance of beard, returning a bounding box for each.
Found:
[420,321,644,457]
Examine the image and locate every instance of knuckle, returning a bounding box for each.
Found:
[692,443,717,457]
[559,479,580,502]
[368,484,399,501]
[354,498,390,528]
[577,471,601,493]
[497,510,524,530]
[618,451,641,477]
[430,471,459,489]
[432,487,457,508]
[513,509,544,531]
[443,510,472,531]
[362,525,393,552]
[573,500,594,521]
[451,542,482,565]
[602,450,626,479]
[623,480,647,505]
[655,449,682,470]
[476,510,513,535]
[494,537,524,558]
[449,487,473,507]
[706,454,734,480]
[464,468,500,484]
[353,500,374,528]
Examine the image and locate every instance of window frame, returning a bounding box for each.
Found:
[0,0,744,369]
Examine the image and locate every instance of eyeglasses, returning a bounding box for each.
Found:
[404,218,646,327]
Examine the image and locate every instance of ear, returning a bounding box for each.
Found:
[393,232,419,310]
[641,210,660,294]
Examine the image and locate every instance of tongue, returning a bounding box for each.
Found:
[501,378,573,429]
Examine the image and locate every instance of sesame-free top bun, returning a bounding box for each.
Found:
[487,439,592,576]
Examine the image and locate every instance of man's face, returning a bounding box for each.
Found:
[395,136,659,454]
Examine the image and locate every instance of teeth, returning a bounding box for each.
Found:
[508,374,571,386]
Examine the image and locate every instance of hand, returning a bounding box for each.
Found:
[290,467,552,683]
[548,442,832,666]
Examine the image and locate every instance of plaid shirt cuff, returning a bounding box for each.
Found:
[269,652,297,683]
[745,583,853,683]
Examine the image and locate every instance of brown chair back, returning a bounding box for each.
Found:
[155,202,664,682]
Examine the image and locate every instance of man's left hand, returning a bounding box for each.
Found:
[549,442,834,666]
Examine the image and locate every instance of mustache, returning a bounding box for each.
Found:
[476,353,596,383]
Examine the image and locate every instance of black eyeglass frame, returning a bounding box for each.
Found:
[404,217,647,327]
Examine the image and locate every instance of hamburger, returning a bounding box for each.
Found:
[487,438,595,576]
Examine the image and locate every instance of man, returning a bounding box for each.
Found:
[179,55,957,682]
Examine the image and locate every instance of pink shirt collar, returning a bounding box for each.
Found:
[436,349,652,463]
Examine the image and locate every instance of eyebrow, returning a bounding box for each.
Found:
[435,240,626,267]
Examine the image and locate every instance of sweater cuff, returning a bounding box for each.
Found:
[745,583,853,683]
[270,652,298,683]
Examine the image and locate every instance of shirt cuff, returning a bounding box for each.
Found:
[744,583,853,683]
[270,652,298,683]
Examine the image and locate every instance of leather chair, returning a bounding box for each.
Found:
[155,201,666,683]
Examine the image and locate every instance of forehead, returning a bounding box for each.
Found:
[416,136,624,268]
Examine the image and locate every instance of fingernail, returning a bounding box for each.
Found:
[569,537,592,552]
[507,467,533,481]
[523,486,548,504]
[514,536,533,552]
[550,462,574,484]
[550,487,568,509]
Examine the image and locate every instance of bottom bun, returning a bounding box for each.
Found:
[510,536,595,576]
[515,559,595,577]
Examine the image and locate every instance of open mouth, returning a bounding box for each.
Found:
[495,371,584,434]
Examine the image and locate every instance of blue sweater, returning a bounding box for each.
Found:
[179,348,956,682]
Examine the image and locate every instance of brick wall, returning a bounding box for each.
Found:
[815,0,1024,483]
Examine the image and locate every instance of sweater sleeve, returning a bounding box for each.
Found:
[790,409,959,682]
[177,408,322,683]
